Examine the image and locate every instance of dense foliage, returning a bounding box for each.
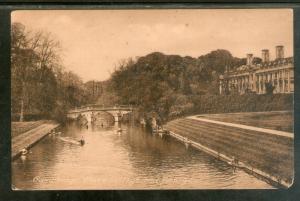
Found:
[191,93,293,116]
[110,51,291,123]
[11,23,98,122]
[110,51,239,122]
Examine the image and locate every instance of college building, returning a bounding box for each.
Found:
[219,45,294,95]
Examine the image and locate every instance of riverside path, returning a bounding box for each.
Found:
[12,121,60,159]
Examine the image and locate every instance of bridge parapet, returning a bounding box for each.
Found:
[68,105,134,114]
[67,105,134,122]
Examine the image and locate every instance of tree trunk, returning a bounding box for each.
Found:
[19,99,24,122]
[19,81,25,122]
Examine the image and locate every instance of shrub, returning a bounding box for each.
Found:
[190,93,293,115]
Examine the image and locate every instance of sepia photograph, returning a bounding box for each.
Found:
[11,9,294,190]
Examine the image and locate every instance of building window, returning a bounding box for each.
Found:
[279,80,283,92]
[284,79,288,92]
[290,78,294,92]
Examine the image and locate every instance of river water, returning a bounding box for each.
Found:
[12,122,273,189]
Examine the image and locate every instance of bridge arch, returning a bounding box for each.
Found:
[91,111,115,127]
[76,113,89,126]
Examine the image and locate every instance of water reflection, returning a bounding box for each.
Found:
[12,122,273,189]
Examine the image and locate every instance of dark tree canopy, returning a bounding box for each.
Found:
[110,50,247,122]
[11,22,101,122]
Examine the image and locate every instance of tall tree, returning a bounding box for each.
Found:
[11,22,61,121]
[11,23,38,121]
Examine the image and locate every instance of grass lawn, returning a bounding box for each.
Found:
[197,111,293,132]
[165,111,294,185]
[11,120,46,138]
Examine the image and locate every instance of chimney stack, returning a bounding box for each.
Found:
[246,53,253,65]
[261,49,270,63]
[275,45,284,60]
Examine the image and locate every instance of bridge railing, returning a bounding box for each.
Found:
[68,105,134,113]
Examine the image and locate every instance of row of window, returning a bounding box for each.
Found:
[227,77,294,93]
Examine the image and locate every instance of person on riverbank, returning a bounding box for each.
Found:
[78,136,85,146]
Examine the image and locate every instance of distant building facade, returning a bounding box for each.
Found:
[219,46,294,95]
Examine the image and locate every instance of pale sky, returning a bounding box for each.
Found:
[12,9,293,82]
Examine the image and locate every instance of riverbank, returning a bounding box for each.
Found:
[163,111,294,188]
[12,120,60,160]
[12,120,46,138]
[12,121,273,189]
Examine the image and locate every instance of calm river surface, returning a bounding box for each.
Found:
[12,122,273,189]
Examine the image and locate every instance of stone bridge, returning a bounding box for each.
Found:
[67,105,134,124]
